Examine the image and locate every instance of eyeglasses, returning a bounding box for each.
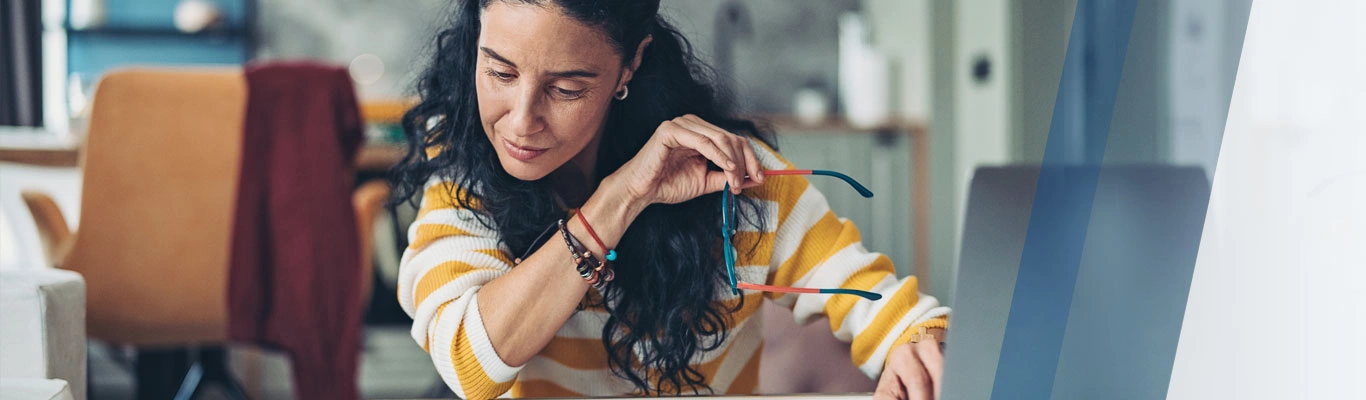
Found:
[722,169,882,301]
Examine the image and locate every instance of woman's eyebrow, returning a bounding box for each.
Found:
[480,46,600,79]
[480,47,518,67]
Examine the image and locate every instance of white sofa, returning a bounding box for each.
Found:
[0,268,86,400]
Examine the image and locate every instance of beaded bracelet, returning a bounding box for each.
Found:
[558,219,613,287]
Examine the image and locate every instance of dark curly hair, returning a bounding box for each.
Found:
[389,0,775,395]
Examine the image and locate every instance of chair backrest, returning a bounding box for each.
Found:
[65,68,245,345]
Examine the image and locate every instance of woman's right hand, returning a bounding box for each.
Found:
[610,114,766,206]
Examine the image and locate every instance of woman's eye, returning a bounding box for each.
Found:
[486,69,515,82]
[552,87,586,100]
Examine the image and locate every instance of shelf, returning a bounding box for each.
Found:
[63,25,246,38]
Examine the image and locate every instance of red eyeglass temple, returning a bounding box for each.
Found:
[760,169,813,176]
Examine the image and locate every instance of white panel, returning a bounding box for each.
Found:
[1167,1,1366,398]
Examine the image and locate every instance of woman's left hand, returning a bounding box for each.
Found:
[874,339,944,400]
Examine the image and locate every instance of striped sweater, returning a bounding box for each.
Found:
[398,140,950,399]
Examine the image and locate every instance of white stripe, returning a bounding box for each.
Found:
[823,274,901,341]
[704,319,765,392]
[405,238,511,280]
[769,186,832,270]
[794,241,880,288]
[398,235,509,316]
[748,138,791,170]
[552,309,612,340]
[690,316,757,365]
[411,269,504,343]
[517,360,637,396]
[516,323,766,395]
[734,197,780,233]
[464,292,525,382]
[788,243,888,326]
[407,237,513,282]
[718,265,773,301]
[408,208,501,242]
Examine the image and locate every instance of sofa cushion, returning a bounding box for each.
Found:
[0,378,75,400]
[0,269,86,400]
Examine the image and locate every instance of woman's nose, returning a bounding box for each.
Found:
[505,86,547,137]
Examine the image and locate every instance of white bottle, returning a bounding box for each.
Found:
[839,12,893,129]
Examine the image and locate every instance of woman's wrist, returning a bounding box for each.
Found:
[596,173,651,223]
[572,174,647,254]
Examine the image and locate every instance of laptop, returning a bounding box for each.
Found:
[941,165,1211,400]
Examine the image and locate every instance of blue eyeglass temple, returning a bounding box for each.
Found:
[808,170,875,198]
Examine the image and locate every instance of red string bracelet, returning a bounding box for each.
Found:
[573,209,617,262]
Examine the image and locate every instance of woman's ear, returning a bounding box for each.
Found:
[619,35,653,89]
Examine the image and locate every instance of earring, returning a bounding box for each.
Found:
[614,86,629,101]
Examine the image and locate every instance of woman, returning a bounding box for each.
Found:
[391,1,950,399]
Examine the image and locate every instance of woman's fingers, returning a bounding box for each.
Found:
[673,115,749,193]
[704,170,732,195]
[665,122,734,172]
[740,137,764,187]
[893,344,934,400]
[915,340,945,399]
[874,363,907,400]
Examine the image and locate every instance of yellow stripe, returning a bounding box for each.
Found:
[414,260,496,306]
[418,182,480,219]
[724,344,764,394]
[720,293,767,326]
[451,320,515,399]
[418,183,458,217]
[743,177,808,232]
[473,248,514,267]
[409,223,473,250]
[883,317,950,369]
[768,212,859,288]
[825,266,895,332]
[889,317,949,349]
[742,141,807,235]
[851,277,924,366]
[538,337,610,370]
[535,293,764,371]
[689,331,759,388]
[512,379,584,398]
[731,231,775,267]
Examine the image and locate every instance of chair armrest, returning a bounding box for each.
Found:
[0,268,87,400]
[352,180,391,305]
[20,191,73,266]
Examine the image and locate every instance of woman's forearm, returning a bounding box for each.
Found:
[476,174,647,366]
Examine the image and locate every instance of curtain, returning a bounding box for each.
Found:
[1,0,44,126]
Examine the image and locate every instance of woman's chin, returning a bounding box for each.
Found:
[499,157,553,181]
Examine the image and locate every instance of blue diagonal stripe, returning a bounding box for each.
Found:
[989,1,1138,399]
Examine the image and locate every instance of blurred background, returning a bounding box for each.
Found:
[1,0,1266,399]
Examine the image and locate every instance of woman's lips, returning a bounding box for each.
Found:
[502,139,549,161]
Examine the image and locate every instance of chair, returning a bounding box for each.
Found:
[21,68,389,399]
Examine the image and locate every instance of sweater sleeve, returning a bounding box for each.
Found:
[397,179,521,400]
[740,139,951,379]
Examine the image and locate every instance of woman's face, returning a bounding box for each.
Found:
[476,2,629,181]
